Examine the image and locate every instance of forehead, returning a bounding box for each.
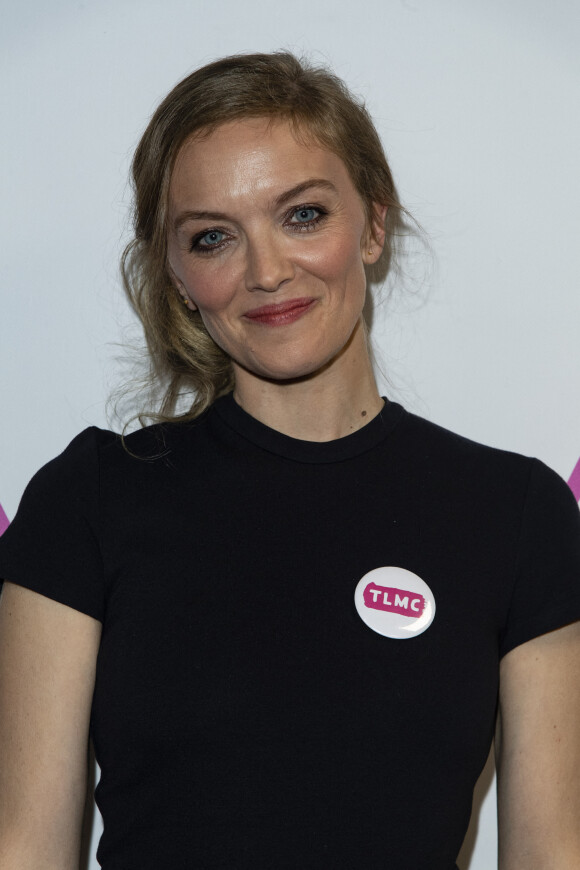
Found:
[169,118,356,207]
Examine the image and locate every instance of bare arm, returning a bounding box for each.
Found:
[0,582,102,870]
[496,620,580,870]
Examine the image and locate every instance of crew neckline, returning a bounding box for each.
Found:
[211,392,405,464]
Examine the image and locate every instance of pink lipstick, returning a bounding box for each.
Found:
[243,297,316,326]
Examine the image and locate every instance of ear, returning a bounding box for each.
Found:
[167,260,198,311]
[362,204,388,265]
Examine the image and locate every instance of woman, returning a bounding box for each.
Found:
[0,52,579,870]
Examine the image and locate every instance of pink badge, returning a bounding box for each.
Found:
[354,567,436,639]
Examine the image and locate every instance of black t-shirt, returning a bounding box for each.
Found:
[1,395,579,869]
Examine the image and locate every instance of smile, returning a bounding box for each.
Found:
[243,298,317,326]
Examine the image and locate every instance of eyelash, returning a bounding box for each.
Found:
[189,204,328,254]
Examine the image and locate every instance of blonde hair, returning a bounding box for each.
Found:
[122,51,407,425]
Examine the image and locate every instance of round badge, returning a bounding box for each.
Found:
[354,566,436,639]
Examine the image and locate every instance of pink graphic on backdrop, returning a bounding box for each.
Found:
[568,457,580,503]
[0,503,9,537]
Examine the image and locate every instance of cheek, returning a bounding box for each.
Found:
[300,231,366,287]
[181,263,240,314]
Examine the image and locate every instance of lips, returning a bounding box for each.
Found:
[243,297,316,326]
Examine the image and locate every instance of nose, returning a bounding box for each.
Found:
[244,230,295,293]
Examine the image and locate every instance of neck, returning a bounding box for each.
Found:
[232,323,383,441]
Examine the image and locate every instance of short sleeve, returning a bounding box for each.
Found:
[500,458,580,657]
[0,427,110,622]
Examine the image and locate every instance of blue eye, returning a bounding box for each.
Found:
[199,230,225,247]
[292,207,318,223]
[190,228,229,254]
[286,205,327,232]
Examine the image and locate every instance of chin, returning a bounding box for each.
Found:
[241,350,342,384]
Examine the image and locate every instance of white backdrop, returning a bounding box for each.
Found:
[1,1,579,867]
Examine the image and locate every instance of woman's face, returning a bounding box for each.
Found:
[167,118,385,386]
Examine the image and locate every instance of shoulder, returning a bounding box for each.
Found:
[392,405,578,522]
[45,415,208,472]
[395,406,533,492]
[8,421,183,509]
[399,407,528,467]
[14,408,219,510]
[19,427,115,500]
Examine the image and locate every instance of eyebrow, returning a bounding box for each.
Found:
[172,177,338,233]
[273,177,338,208]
